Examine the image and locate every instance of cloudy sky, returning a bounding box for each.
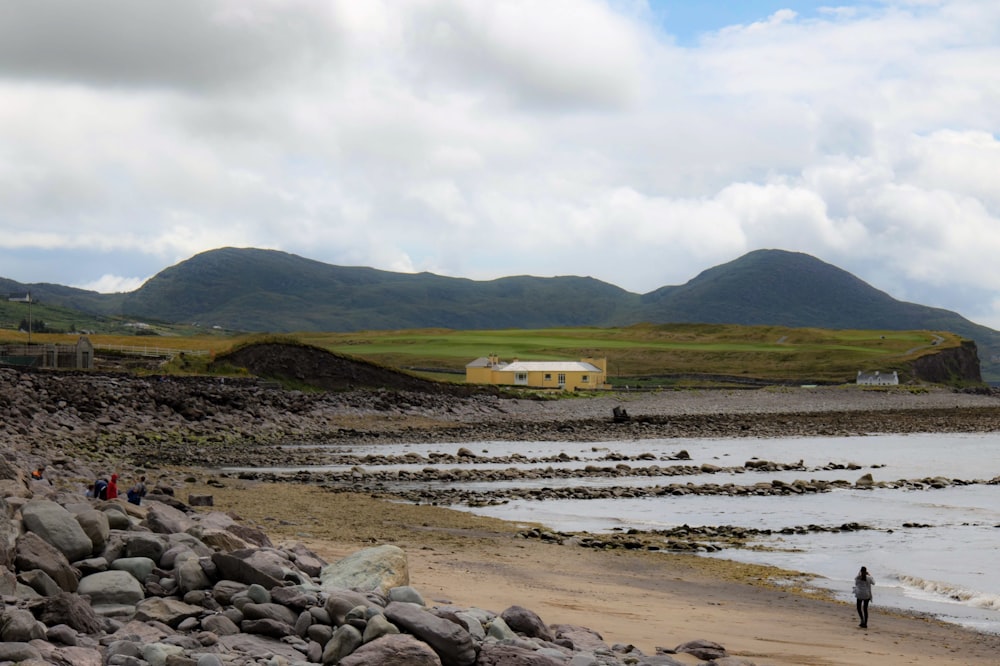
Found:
[2,1,999,327]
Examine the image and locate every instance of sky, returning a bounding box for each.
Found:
[1,1,999,327]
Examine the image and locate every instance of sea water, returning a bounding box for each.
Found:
[243,433,1000,633]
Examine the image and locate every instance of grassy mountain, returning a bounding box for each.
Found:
[117,247,640,331]
[3,247,999,380]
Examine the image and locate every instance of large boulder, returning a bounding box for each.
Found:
[340,633,443,666]
[211,550,283,589]
[475,643,566,665]
[74,509,110,552]
[15,531,80,592]
[501,605,554,642]
[675,639,728,661]
[143,502,195,535]
[134,597,205,628]
[77,570,145,609]
[20,499,94,561]
[0,498,18,569]
[321,623,363,665]
[384,601,476,666]
[320,544,408,595]
[0,607,46,642]
[26,591,104,633]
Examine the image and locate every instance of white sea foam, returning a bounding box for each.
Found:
[897,575,1000,611]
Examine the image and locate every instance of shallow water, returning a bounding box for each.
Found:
[231,432,1000,633]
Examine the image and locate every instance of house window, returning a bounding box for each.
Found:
[557,373,566,386]
[581,375,589,383]
[515,372,528,385]
[544,373,552,381]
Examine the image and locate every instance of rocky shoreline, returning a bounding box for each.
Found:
[4,366,1000,665]
[5,367,1000,471]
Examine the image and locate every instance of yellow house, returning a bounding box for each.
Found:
[465,354,609,390]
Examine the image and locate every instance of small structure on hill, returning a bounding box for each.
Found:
[856,370,899,386]
[466,354,610,390]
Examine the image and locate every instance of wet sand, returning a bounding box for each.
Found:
[188,479,1000,666]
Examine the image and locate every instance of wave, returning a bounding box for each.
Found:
[897,574,1000,611]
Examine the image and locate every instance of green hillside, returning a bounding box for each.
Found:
[3,247,998,382]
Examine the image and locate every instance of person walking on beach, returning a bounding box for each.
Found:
[853,566,875,628]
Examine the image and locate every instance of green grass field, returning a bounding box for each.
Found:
[0,323,961,385]
[296,323,955,384]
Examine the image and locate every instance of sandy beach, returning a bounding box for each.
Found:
[176,385,1000,665]
[187,474,1000,666]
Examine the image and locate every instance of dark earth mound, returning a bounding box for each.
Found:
[215,342,488,395]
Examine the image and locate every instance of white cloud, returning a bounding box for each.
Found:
[0,0,999,329]
[76,274,149,294]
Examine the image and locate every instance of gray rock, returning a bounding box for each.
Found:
[242,617,295,638]
[75,556,109,575]
[78,569,145,607]
[270,585,316,610]
[325,588,381,625]
[476,642,566,665]
[501,605,554,642]
[362,613,399,643]
[104,507,132,530]
[0,642,42,662]
[388,584,425,605]
[134,597,205,628]
[454,611,486,641]
[46,622,79,645]
[28,591,104,633]
[190,527,250,553]
[487,615,517,641]
[341,633,443,666]
[144,503,195,535]
[188,494,213,506]
[111,556,157,582]
[285,542,326,578]
[75,508,111,551]
[175,551,210,593]
[674,639,727,661]
[294,609,312,637]
[384,601,476,666]
[21,499,94,561]
[322,623,363,665]
[246,582,271,603]
[320,544,408,595]
[0,607,47,641]
[308,623,334,645]
[211,550,283,589]
[201,613,241,636]
[18,567,63,596]
[143,642,185,666]
[551,624,608,652]
[212,579,248,605]
[124,533,167,562]
[15,530,80,592]
[0,499,18,569]
[242,601,298,626]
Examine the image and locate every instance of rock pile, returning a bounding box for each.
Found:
[1,472,755,666]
